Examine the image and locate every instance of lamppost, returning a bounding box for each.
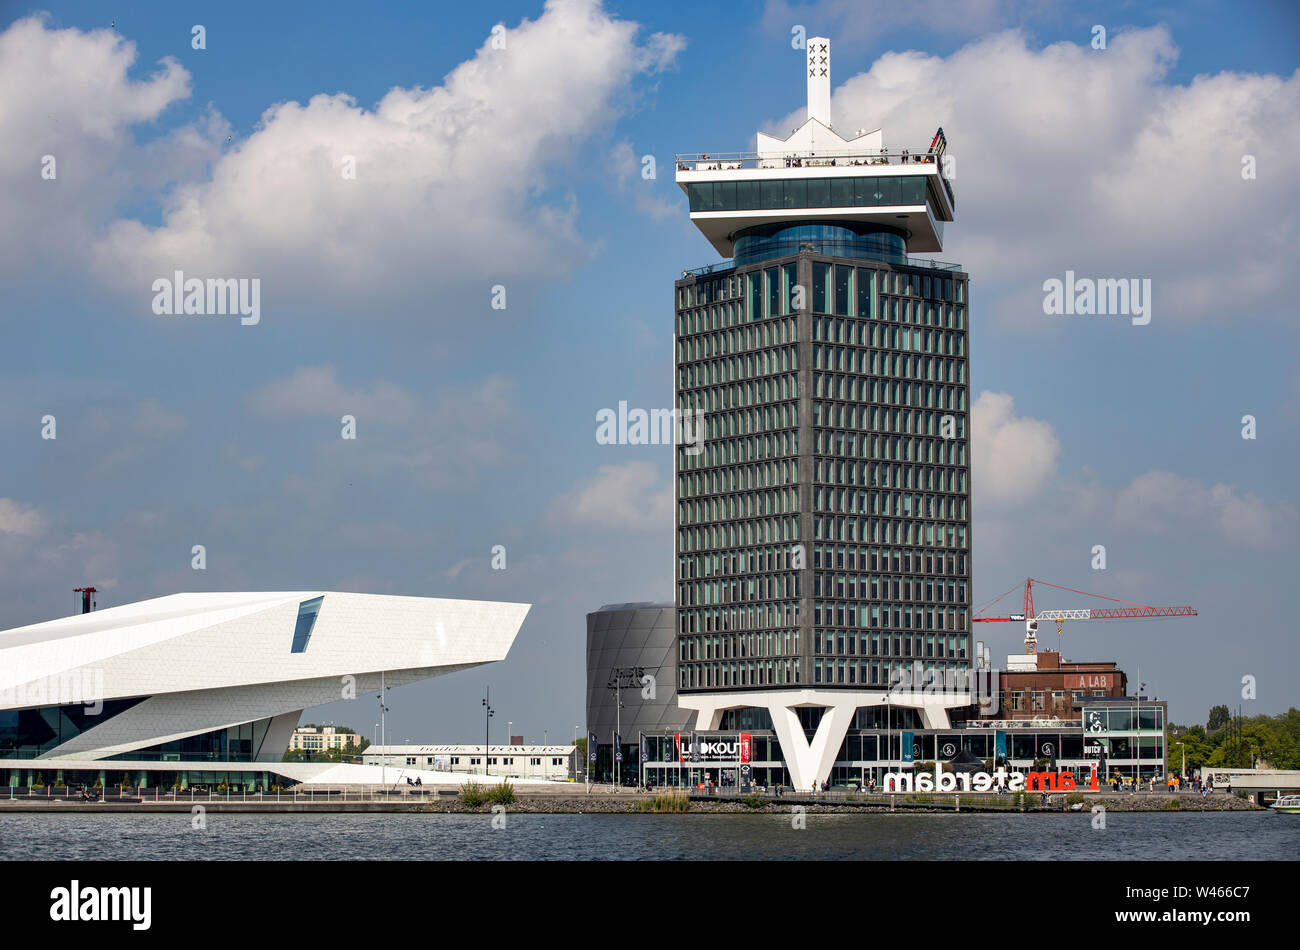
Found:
[1136,676,1146,786]
[607,666,644,789]
[377,671,389,790]
[482,689,494,777]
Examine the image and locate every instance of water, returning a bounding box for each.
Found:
[1,810,1295,860]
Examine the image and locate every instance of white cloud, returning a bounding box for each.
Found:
[0,16,205,280]
[971,391,1061,504]
[1115,470,1296,551]
[248,365,416,424]
[68,0,684,316]
[548,460,672,531]
[0,499,45,536]
[609,140,679,220]
[774,27,1299,325]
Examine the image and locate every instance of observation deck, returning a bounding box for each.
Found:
[676,37,955,259]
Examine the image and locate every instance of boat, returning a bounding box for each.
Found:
[1269,795,1300,814]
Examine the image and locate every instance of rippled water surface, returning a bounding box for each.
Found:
[1,811,1295,860]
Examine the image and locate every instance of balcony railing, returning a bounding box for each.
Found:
[678,149,956,210]
[681,252,964,279]
[676,149,941,171]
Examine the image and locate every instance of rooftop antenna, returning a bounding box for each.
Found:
[74,586,97,614]
[806,37,831,126]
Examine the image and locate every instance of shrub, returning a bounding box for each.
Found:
[637,791,690,813]
[1164,798,1181,811]
[485,781,516,806]
[740,794,767,809]
[460,780,487,807]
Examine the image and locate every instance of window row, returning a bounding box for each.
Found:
[677,544,803,580]
[815,515,970,549]
[814,488,969,521]
[690,404,796,441]
[679,574,800,607]
[676,317,796,358]
[677,516,800,554]
[678,458,798,501]
[814,544,968,577]
[813,316,966,355]
[679,487,798,527]
[814,346,966,385]
[677,346,798,387]
[680,431,799,471]
[677,379,796,416]
[814,659,965,687]
[679,630,801,662]
[679,658,802,690]
[815,601,970,633]
[678,604,801,634]
[816,375,967,412]
[815,572,968,606]
[814,631,967,660]
[814,407,967,440]
[813,431,969,468]
[687,175,929,213]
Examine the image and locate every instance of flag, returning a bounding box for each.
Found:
[587,731,597,763]
[613,731,623,763]
[639,732,648,763]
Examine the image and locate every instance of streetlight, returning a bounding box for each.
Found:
[377,671,389,791]
[482,689,494,777]
[607,666,644,789]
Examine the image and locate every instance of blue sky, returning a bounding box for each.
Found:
[1,0,1297,741]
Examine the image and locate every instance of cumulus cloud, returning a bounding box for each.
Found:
[609,140,679,220]
[1115,470,1297,551]
[248,365,416,424]
[66,0,683,317]
[971,391,1061,504]
[771,27,1299,325]
[0,15,211,280]
[548,460,672,531]
[0,499,46,536]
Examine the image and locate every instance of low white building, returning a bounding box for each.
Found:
[364,744,578,781]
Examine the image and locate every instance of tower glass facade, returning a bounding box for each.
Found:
[674,252,972,695]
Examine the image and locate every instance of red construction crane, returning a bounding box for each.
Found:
[972,578,1196,655]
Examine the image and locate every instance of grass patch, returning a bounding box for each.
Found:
[485,781,516,806]
[459,780,487,807]
[637,791,691,813]
[1164,798,1182,811]
[740,794,768,809]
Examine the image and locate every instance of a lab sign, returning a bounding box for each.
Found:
[883,768,1079,794]
[1067,674,1111,689]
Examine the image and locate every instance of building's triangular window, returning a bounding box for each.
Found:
[290,596,324,653]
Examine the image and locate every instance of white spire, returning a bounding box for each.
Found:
[806,37,831,126]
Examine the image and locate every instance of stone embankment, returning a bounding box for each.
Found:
[0,788,1263,814]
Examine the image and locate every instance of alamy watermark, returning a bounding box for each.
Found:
[596,401,705,456]
[152,271,260,326]
[1042,270,1151,326]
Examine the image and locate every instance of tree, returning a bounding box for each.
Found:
[1207,705,1230,732]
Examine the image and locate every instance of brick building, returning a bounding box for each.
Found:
[998,651,1127,721]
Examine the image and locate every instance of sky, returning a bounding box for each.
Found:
[1,0,1297,742]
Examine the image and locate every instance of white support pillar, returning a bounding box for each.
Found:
[678,686,970,789]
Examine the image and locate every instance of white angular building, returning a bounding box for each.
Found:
[0,591,529,789]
